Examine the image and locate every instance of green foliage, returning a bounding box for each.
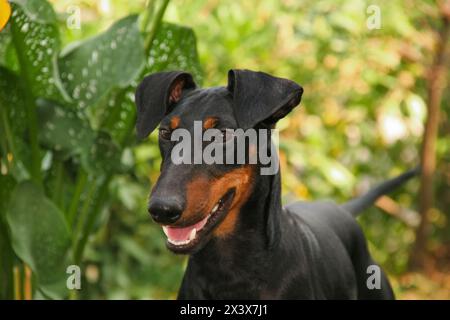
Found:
[0,0,448,300]
[7,181,71,298]
[0,174,15,299]
[0,67,29,179]
[58,15,145,108]
[147,22,203,79]
[0,0,202,299]
[100,22,203,145]
[9,0,68,101]
[37,100,95,165]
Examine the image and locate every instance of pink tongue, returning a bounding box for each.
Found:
[164,215,209,242]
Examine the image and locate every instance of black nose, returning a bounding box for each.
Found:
[148,197,183,224]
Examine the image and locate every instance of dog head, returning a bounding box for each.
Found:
[135,69,303,253]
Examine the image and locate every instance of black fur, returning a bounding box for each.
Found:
[135,69,417,299]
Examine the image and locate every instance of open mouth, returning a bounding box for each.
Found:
[161,188,236,253]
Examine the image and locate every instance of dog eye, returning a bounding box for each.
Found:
[159,129,171,140]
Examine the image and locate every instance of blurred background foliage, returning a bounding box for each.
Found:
[0,0,449,299]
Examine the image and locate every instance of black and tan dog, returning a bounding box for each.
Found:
[135,69,417,299]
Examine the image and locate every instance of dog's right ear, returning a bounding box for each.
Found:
[135,71,196,139]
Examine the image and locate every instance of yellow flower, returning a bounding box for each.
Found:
[0,0,11,31]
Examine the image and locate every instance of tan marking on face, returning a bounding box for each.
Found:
[203,117,218,130]
[212,166,254,238]
[181,166,255,237]
[182,176,210,224]
[170,116,181,130]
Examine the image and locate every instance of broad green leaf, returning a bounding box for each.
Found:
[0,28,10,63]
[0,67,30,180]
[0,174,16,299]
[9,0,69,101]
[0,67,27,140]
[3,39,19,72]
[36,99,95,161]
[36,99,121,175]
[0,174,16,214]
[146,22,203,80]
[0,25,18,71]
[6,181,71,297]
[10,0,56,23]
[101,22,203,145]
[58,15,145,109]
[0,220,14,299]
[83,131,122,175]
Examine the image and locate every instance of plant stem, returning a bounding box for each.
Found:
[72,179,97,261]
[0,105,16,170]
[409,5,450,270]
[67,170,88,226]
[143,0,171,55]
[139,0,156,34]
[68,289,78,300]
[52,159,64,207]
[19,263,26,300]
[74,176,111,265]
[13,266,21,300]
[23,265,32,300]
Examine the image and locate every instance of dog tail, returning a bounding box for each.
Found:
[341,167,420,217]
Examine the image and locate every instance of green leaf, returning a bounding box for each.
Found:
[0,25,19,72]
[0,27,10,64]
[10,0,57,24]
[100,22,203,145]
[36,99,95,161]
[146,22,203,81]
[98,87,136,145]
[9,0,69,101]
[6,181,71,297]
[0,174,16,215]
[0,220,14,299]
[83,131,122,175]
[0,67,27,141]
[58,15,145,109]
[36,99,121,175]
[0,67,31,180]
[0,174,16,299]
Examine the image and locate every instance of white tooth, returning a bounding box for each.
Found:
[168,237,192,246]
[169,239,181,245]
[189,228,197,241]
[162,226,169,236]
[212,203,219,213]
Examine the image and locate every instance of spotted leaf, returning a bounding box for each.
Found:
[58,15,145,110]
[9,0,69,101]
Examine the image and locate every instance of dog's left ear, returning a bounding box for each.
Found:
[135,71,196,139]
[227,69,303,129]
